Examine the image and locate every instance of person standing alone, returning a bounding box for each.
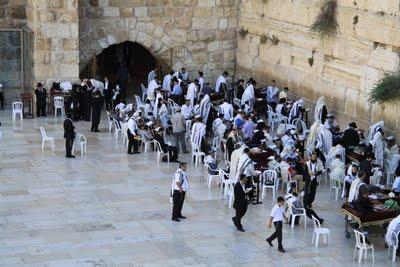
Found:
[127,114,140,154]
[63,113,75,158]
[35,83,47,117]
[232,174,250,232]
[171,162,189,222]
[266,196,288,253]
[90,91,103,132]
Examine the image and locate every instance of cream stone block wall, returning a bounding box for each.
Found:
[79,0,240,82]
[237,0,400,136]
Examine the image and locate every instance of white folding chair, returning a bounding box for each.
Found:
[135,95,145,110]
[106,111,114,132]
[353,230,374,263]
[289,202,307,229]
[54,96,65,117]
[73,133,87,157]
[311,216,330,247]
[292,118,309,139]
[113,119,123,140]
[206,165,222,188]
[40,127,55,151]
[121,122,129,147]
[155,140,169,163]
[225,182,235,208]
[12,101,23,123]
[261,170,278,200]
[140,84,147,102]
[329,178,342,200]
[185,120,192,144]
[191,142,205,166]
[138,130,156,154]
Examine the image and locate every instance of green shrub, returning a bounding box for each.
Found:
[310,0,338,36]
[369,73,400,103]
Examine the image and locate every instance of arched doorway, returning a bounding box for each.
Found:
[80,41,157,98]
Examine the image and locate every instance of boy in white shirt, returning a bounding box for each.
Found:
[266,197,288,253]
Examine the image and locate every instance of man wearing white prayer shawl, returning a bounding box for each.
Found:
[366,121,384,144]
[90,79,104,94]
[289,98,304,121]
[385,214,400,255]
[385,136,399,163]
[236,148,257,179]
[147,78,158,101]
[215,71,228,93]
[147,68,157,87]
[241,82,255,107]
[305,121,320,156]
[219,100,233,120]
[186,81,198,108]
[199,94,212,124]
[153,91,163,119]
[213,115,227,139]
[348,172,363,203]
[229,146,245,181]
[316,123,332,161]
[314,96,327,123]
[369,127,384,167]
[162,71,174,93]
[191,116,206,149]
[181,99,192,119]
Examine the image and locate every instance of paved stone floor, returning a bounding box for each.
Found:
[0,111,397,266]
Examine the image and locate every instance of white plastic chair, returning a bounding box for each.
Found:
[40,127,55,151]
[138,130,156,154]
[155,140,169,163]
[329,178,342,200]
[225,182,235,208]
[106,111,114,132]
[113,119,123,140]
[185,120,192,144]
[54,96,65,117]
[289,202,307,229]
[292,118,309,139]
[191,142,205,166]
[387,224,399,262]
[121,122,129,147]
[73,133,87,157]
[261,170,278,200]
[12,101,23,123]
[206,165,222,188]
[212,136,221,155]
[353,230,374,263]
[135,95,145,110]
[311,216,330,247]
[140,84,147,102]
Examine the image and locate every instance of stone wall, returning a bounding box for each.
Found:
[79,0,239,82]
[0,0,27,28]
[26,0,80,87]
[237,0,400,135]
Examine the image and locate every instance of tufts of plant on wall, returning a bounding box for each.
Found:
[369,72,400,103]
[269,34,279,45]
[239,28,249,38]
[310,0,338,36]
[260,34,268,44]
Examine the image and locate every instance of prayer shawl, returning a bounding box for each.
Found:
[314,96,326,123]
[192,104,200,116]
[191,121,206,147]
[328,145,345,162]
[90,79,104,94]
[162,74,172,92]
[186,82,197,108]
[370,131,384,166]
[289,99,304,121]
[237,154,255,179]
[348,178,362,202]
[213,118,226,139]
[266,86,279,103]
[229,146,246,181]
[306,121,320,155]
[147,79,158,101]
[153,93,163,119]
[366,121,384,144]
[385,215,400,247]
[330,158,345,181]
[386,144,399,163]
[241,84,255,106]
[306,159,324,181]
[148,70,156,86]
[316,124,332,155]
[199,94,212,124]
[181,104,192,119]
[219,102,233,120]
[215,75,226,93]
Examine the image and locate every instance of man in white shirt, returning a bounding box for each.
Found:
[219,100,233,120]
[147,77,159,101]
[147,68,157,87]
[266,196,287,253]
[241,79,256,107]
[181,99,192,119]
[198,71,204,93]
[178,67,188,81]
[186,80,199,108]
[266,80,280,110]
[127,115,140,154]
[171,162,189,221]
[215,71,228,93]
[191,116,206,151]
[162,71,174,94]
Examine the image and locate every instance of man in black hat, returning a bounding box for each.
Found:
[35,83,47,117]
[63,113,75,158]
[342,122,360,149]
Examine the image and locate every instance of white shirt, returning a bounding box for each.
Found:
[186,82,197,107]
[241,84,255,106]
[215,75,226,93]
[172,169,189,191]
[270,204,285,222]
[279,90,287,100]
[127,117,138,136]
[198,77,204,92]
[162,74,172,91]
[219,102,233,120]
[181,104,192,119]
[147,80,158,100]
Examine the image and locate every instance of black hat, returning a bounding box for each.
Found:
[37,82,43,87]
[349,122,357,128]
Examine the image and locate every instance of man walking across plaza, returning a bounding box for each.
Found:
[266,196,288,253]
[232,174,251,232]
[171,162,189,222]
[63,113,75,158]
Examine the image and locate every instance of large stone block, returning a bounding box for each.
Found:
[367,46,400,72]
[134,7,147,17]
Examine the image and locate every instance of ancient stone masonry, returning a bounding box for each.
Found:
[236,0,400,135]
[78,0,240,83]
[0,0,27,28]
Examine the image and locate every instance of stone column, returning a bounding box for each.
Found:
[26,0,80,88]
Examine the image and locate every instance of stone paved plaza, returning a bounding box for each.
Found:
[0,111,396,267]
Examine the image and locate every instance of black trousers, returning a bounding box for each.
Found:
[91,122,99,132]
[292,208,322,224]
[309,179,319,206]
[104,95,112,111]
[36,104,46,117]
[127,130,139,153]
[65,138,74,156]
[0,92,4,109]
[267,221,283,249]
[172,190,186,219]
[233,207,247,229]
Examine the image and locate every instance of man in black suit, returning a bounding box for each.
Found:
[342,122,360,149]
[91,91,103,132]
[63,113,75,158]
[232,174,249,232]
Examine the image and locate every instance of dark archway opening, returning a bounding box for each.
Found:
[80,41,156,98]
